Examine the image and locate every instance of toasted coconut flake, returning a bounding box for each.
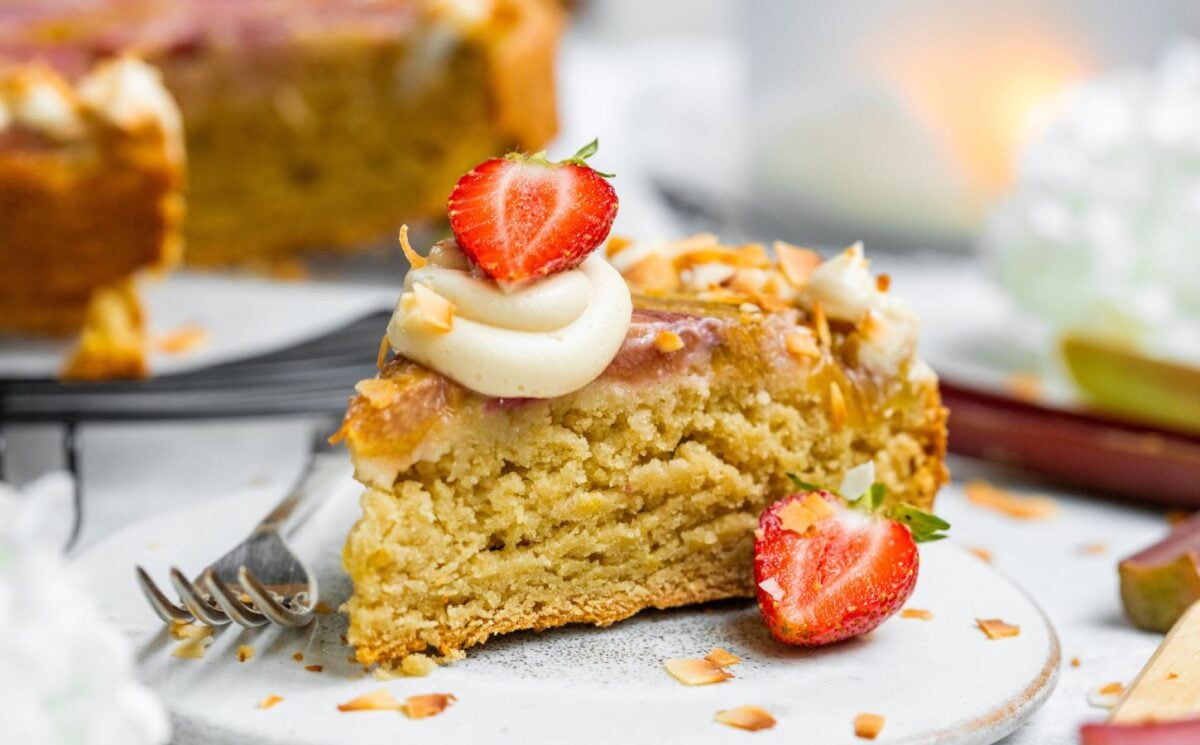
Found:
[901,609,933,620]
[172,636,212,660]
[976,618,1021,640]
[156,324,210,355]
[968,546,994,563]
[683,261,737,289]
[314,601,333,615]
[829,381,847,432]
[665,658,734,686]
[965,481,1060,520]
[625,253,679,294]
[759,577,784,601]
[736,243,772,268]
[306,665,324,673]
[654,330,685,353]
[398,224,427,269]
[403,693,456,719]
[337,688,403,712]
[729,269,766,295]
[376,336,390,370]
[355,378,399,409]
[1088,681,1126,709]
[412,282,454,332]
[779,493,837,535]
[812,301,831,347]
[258,694,284,710]
[876,274,891,293]
[706,648,741,668]
[1079,542,1108,555]
[775,241,822,287]
[785,328,821,359]
[854,713,886,739]
[237,645,255,662]
[715,705,776,732]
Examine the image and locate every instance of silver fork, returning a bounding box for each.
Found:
[136,429,349,629]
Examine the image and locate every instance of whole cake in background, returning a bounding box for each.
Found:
[335,144,948,672]
[0,0,562,265]
[0,56,184,379]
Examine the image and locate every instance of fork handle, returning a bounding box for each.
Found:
[256,449,350,536]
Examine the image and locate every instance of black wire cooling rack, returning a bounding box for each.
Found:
[0,310,389,548]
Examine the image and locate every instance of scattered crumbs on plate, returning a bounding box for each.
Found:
[1078,542,1108,555]
[1168,672,1180,680]
[1005,372,1043,403]
[403,693,456,719]
[237,645,254,662]
[854,712,886,740]
[305,665,324,673]
[976,618,1021,640]
[314,601,333,615]
[292,652,304,662]
[339,634,349,645]
[172,636,212,660]
[664,658,734,686]
[155,324,210,355]
[257,695,284,710]
[1167,510,1193,526]
[964,480,1060,521]
[1071,657,1081,668]
[715,705,776,732]
[901,609,933,620]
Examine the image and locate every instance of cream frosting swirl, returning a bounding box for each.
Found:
[387,241,633,398]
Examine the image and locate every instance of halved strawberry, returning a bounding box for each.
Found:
[447,139,618,282]
[754,473,949,646]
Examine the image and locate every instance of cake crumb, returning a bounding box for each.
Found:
[258,695,284,710]
[875,274,891,293]
[400,653,438,677]
[314,601,333,614]
[901,609,933,620]
[976,618,1021,640]
[665,658,733,686]
[305,665,324,673]
[1005,372,1043,402]
[654,330,684,353]
[1079,542,1108,555]
[293,652,304,662]
[169,620,212,641]
[172,636,212,660]
[715,705,776,731]
[705,648,741,668]
[1168,672,1180,680]
[1071,657,1081,668]
[854,713,886,739]
[965,481,1059,520]
[403,693,456,719]
[1088,682,1126,709]
[340,634,349,645]
[237,645,255,662]
[338,688,402,712]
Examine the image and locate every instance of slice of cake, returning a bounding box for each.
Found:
[336,145,948,670]
[0,0,562,265]
[0,56,184,379]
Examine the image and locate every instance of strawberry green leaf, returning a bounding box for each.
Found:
[787,473,823,493]
[869,483,886,511]
[570,138,600,162]
[886,504,951,543]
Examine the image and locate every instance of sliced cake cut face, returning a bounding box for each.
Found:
[339,237,948,669]
[0,56,183,378]
[0,0,562,264]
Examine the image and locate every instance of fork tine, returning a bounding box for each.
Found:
[169,567,230,627]
[136,566,194,624]
[238,566,315,628]
[203,568,269,628]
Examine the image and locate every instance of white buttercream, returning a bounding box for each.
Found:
[77,57,184,163]
[388,243,633,398]
[6,73,83,140]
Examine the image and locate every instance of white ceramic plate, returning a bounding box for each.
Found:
[78,477,1060,745]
